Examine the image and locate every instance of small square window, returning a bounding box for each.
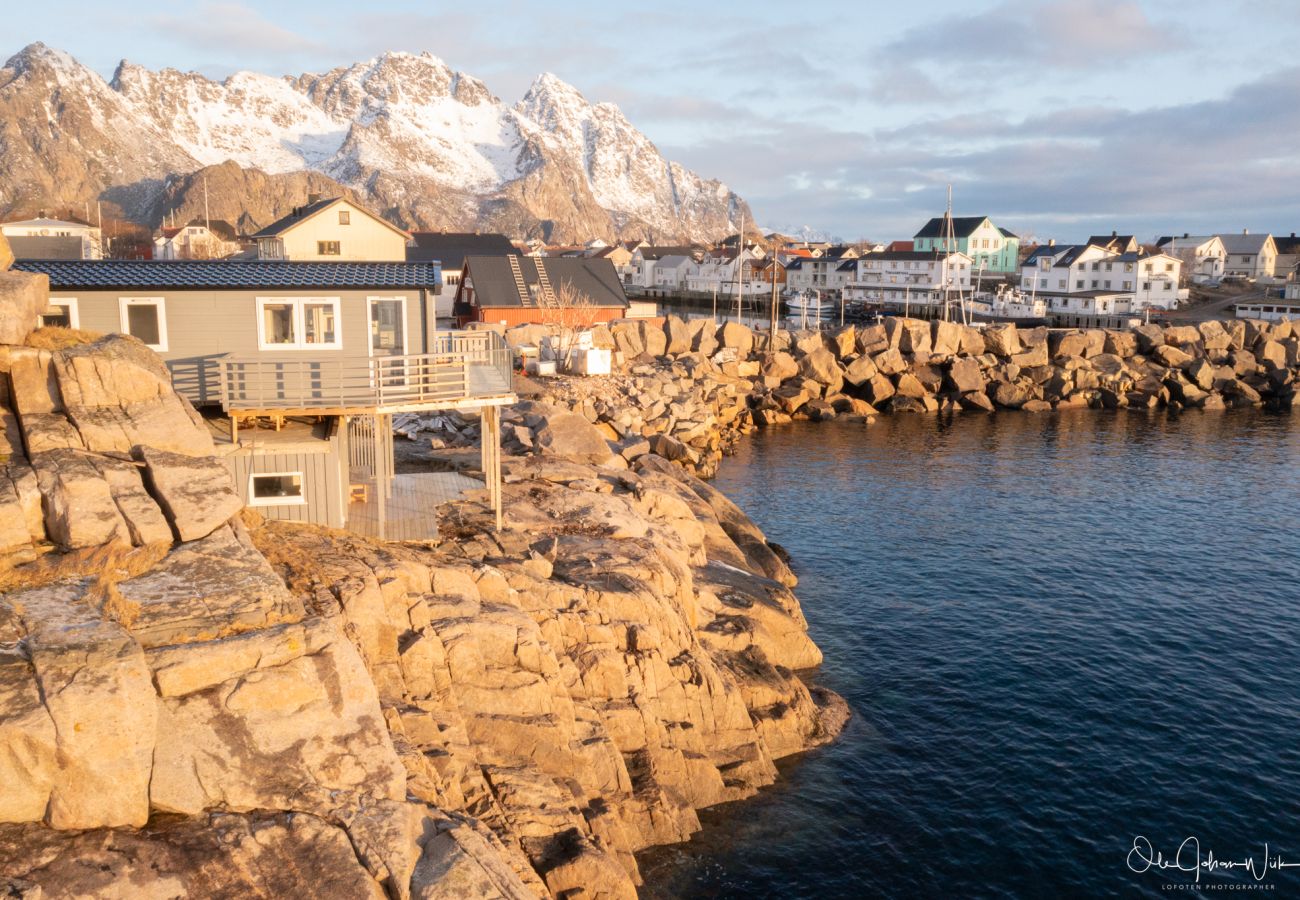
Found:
[249,472,305,506]
[338,210,351,225]
[318,241,341,256]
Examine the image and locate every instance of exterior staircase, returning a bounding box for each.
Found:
[508,255,532,306]
[535,258,557,305]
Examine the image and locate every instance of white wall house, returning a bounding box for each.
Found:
[154,223,241,260]
[1021,243,1183,315]
[1217,232,1277,280]
[253,197,409,262]
[844,251,973,307]
[684,253,770,296]
[652,255,695,291]
[1154,235,1225,284]
[1,216,102,259]
[785,253,859,294]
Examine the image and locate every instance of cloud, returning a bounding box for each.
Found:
[151,2,324,59]
[666,63,1300,242]
[882,0,1189,71]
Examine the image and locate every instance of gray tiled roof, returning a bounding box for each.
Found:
[461,256,628,309]
[13,259,441,290]
[406,232,519,269]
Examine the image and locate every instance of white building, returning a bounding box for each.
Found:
[844,250,973,307]
[651,255,695,291]
[154,222,241,260]
[1,216,102,259]
[1217,232,1277,281]
[1021,243,1183,319]
[1154,234,1226,284]
[785,250,859,294]
[684,250,770,296]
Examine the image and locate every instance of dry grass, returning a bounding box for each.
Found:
[0,540,172,628]
[25,326,103,351]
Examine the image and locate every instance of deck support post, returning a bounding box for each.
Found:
[480,405,502,532]
[374,412,387,541]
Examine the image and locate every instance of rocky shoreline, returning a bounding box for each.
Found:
[2,242,1297,898]
[0,262,846,898]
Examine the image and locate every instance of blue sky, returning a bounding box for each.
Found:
[10,0,1300,241]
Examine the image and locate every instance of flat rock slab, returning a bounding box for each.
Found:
[32,448,129,550]
[8,583,156,829]
[0,811,389,900]
[116,525,305,649]
[136,445,242,542]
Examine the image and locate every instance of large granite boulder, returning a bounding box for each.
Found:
[663,314,693,355]
[531,410,616,465]
[0,269,49,345]
[983,323,1021,358]
[719,321,754,356]
[0,232,13,271]
[53,335,213,457]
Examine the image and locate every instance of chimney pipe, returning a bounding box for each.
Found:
[1048,238,1056,247]
[1243,228,1249,235]
[306,193,322,206]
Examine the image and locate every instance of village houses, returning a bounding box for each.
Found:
[153,220,242,260]
[1020,240,1184,321]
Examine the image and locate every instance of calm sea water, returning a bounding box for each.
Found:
[640,410,1300,899]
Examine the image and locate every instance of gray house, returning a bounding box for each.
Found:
[14,259,515,536]
[13,259,444,406]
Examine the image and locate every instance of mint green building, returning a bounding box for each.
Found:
[913,215,1020,275]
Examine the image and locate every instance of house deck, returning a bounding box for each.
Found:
[346,471,485,541]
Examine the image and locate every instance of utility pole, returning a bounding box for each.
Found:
[769,253,779,347]
[203,176,211,232]
[734,211,745,325]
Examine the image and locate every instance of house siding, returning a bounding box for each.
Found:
[476,306,626,327]
[62,288,429,405]
[221,437,346,528]
[262,201,408,261]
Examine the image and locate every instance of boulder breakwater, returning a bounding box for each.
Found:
[401,313,1300,480]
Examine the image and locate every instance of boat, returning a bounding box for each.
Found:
[784,290,835,327]
[966,285,1051,325]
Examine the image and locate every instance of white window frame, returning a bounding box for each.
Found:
[367,296,409,358]
[43,297,80,329]
[119,296,168,351]
[247,471,307,507]
[255,297,343,351]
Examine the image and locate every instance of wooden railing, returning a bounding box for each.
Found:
[218,330,513,413]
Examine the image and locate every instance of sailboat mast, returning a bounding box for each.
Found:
[734,212,744,324]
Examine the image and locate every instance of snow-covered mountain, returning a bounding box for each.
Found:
[0,43,749,242]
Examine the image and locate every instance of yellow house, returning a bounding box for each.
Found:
[253,196,409,262]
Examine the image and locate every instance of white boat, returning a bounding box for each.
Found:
[966,286,1050,324]
[785,291,834,325]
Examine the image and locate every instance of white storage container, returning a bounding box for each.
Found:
[570,348,612,376]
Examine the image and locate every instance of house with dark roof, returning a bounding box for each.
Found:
[252,196,409,262]
[1272,233,1300,281]
[913,214,1020,274]
[1020,242,1183,319]
[455,256,629,327]
[405,232,519,319]
[14,259,445,406]
[1216,231,1278,280]
[14,257,517,537]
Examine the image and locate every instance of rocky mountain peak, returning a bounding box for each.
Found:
[0,43,750,243]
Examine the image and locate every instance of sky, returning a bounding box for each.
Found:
[9,0,1300,242]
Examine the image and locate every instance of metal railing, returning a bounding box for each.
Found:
[218,330,513,412]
